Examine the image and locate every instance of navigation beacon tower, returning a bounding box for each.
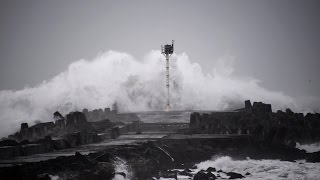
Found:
[161,40,174,111]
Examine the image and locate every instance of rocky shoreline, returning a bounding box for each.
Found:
[1,135,319,180]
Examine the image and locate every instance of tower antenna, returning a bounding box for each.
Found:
[161,40,174,111]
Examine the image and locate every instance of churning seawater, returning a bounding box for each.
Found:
[106,143,320,180]
[191,156,320,180]
[157,143,320,180]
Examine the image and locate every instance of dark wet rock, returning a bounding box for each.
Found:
[288,140,296,148]
[0,149,104,179]
[94,152,113,162]
[78,169,114,180]
[37,173,51,180]
[226,172,244,179]
[0,133,315,179]
[307,151,320,162]
[217,169,224,173]
[203,145,213,151]
[179,170,193,176]
[193,170,216,180]
[271,126,288,144]
[206,167,216,172]
[0,166,38,180]
[75,151,83,157]
[191,165,197,169]
[160,170,177,179]
[193,171,209,180]
[207,172,216,179]
[44,135,52,141]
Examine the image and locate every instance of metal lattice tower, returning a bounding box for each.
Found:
[161,40,174,111]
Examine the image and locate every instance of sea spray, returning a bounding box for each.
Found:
[112,156,132,180]
[0,51,298,137]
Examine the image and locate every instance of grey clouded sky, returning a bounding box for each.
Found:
[1,0,320,99]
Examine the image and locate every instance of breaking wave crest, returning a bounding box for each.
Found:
[296,142,320,153]
[0,50,298,137]
[195,156,320,179]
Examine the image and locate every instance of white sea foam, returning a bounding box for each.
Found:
[296,142,320,153]
[194,156,320,180]
[112,156,132,180]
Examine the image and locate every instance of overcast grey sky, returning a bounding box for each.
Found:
[1,0,320,99]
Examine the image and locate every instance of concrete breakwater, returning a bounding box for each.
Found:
[0,109,188,159]
[1,99,320,161]
[0,109,140,159]
[189,100,320,146]
[1,100,320,179]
